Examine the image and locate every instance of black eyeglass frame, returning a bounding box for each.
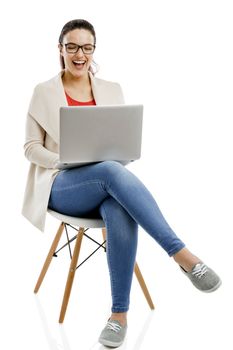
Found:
[61,42,96,54]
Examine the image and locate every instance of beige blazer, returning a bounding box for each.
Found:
[22,71,125,232]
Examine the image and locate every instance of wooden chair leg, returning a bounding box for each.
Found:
[102,228,106,240]
[34,222,65,293]
[59,227,85,323]
[134,262,155,309]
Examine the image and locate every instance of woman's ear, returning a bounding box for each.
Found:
[58,44,63,55]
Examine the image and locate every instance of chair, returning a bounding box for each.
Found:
[34,209,155,323]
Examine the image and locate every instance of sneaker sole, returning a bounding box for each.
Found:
[98,337,124,347]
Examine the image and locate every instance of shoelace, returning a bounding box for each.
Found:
[106,321,122,333]
[191,263,208,279]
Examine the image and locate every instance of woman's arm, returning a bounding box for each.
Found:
[24,113,59,169]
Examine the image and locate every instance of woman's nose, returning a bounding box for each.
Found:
[76,47,85,57]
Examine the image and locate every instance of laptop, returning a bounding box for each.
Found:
[57,104,143,169]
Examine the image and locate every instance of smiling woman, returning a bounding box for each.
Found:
[58,20,97,102]
[22,18,222,349]
[58,19,97,74]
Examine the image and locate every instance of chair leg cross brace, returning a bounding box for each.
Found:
[53,224,106,258]
[53,224,107,269]
[76,240,106,269]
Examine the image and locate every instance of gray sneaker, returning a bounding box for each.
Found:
[98,319,127,348]
[180,262,222,292]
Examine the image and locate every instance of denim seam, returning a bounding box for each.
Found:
[99,201,117,308]
[51,179,106,192]
[111,306,129,313]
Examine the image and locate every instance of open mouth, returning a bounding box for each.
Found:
[73,60,86,69]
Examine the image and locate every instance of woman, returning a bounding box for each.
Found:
[22,19,221,348]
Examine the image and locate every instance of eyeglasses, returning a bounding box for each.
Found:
[62,42,95,55]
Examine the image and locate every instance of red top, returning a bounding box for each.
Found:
[65,92,96,106]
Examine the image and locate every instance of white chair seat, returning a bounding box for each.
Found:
[48,209,105,228]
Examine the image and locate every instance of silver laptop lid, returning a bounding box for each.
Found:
[59,104,143,165]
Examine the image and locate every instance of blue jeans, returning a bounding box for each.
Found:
[48,161,185,313]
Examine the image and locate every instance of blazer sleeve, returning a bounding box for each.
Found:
[24,112,59,169]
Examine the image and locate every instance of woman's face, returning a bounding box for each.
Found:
[59,28,95,78]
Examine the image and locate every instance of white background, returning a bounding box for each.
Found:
[0,0,233,349]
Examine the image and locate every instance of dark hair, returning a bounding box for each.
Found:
[59,19,97,73]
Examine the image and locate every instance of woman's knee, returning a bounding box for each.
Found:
[100,160,124,172]
[97,160,126,181]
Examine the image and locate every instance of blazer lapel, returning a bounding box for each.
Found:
[89,72,103,104]
[49,71,68,144]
